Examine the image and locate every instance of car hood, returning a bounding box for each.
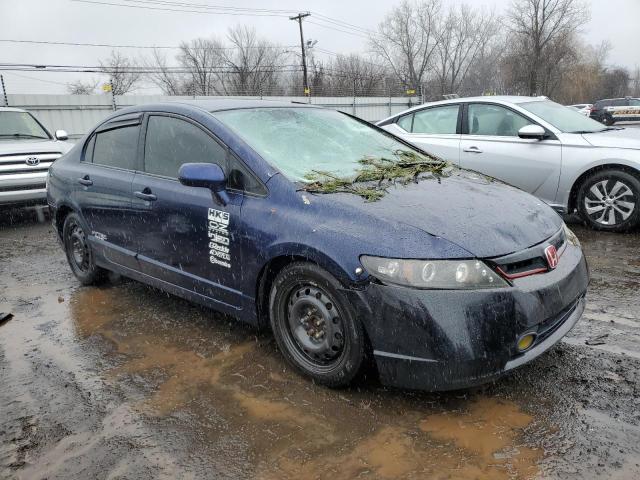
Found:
[581,128,640,150]
[325,170,563,258]
[0,138,72,155]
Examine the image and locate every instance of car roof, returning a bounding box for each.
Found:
[157,98,318,112]
[0,107,27,113]
[378,95,548,123]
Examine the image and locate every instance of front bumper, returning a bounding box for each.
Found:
[0,172,47,206]
[344,242,589,391]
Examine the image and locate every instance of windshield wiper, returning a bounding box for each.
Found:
[0,133,48,139]
[569,127,624,134]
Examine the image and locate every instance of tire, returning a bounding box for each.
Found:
[269,262,366,388]
[603,114,615,126]
[62,212,106,285]
[577,169,640,232]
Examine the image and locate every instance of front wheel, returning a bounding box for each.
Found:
[577,169,640,232]
[269,262,366,388]
[62,212,106,285]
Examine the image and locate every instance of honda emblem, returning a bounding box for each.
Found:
[544,245,559,269]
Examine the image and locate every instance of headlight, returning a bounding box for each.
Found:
[360,256,509,289]
[563,223,580,247]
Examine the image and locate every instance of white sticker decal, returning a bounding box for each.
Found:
[207,208,231,268]
[92,231,107,241]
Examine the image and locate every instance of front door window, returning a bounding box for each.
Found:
[467,104,531,137]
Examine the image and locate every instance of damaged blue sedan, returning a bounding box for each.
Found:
[47,100,589,391]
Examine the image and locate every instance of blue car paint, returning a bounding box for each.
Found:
[48,100,589,390]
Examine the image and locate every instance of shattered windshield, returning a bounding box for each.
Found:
[212,107,439,183]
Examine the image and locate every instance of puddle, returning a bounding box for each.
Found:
[263,398,541,480]
[2,220,640,479]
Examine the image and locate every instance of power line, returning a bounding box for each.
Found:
[306,20,370,40]
[1,71,71,86]
[313,47,389,70]
[71,0,377,39]
[71,0,294,17]
[0,38,297,50]
[309,12,377,36]
[119,0,295,14]
[0,63,308,75]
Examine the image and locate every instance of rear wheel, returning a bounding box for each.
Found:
[577,169,640,232]
[269,262,366,387]
[62,212,106,285]
[602,114,615,126]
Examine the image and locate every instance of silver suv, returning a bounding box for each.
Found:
[0,107,72,206]
[378,96,640,232]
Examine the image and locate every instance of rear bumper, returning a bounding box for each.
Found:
[344,242,589,391]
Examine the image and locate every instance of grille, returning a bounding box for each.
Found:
[0,182,46,192]
[0,152,61,176]
[491,227,566,280]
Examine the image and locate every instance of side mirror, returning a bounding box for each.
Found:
[178,163,229,205]
[55,129,69,141]
[518,124,546,140]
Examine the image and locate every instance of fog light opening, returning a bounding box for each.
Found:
[517,333,537,352]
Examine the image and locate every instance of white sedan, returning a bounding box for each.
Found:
[568,104,593,117]
[377,96,640,232]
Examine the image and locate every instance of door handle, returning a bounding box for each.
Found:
[78,175,93,186]
[463,146,483,153]
[134,189,157,201]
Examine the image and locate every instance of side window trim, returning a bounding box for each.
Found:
[82,134,96,163]
[227,150,269,197]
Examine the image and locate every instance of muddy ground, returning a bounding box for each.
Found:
[1,209,639,480]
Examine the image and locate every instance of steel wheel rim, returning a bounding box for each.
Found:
[69,223,90,272]
[584,179,636,226]
[285,285,345,367]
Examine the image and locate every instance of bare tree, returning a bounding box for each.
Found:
[66,80,98,95]
[458,31,509,97]
[631,66,640,98]
[144,49,188,95]
[217,25,287,95]
[99,50,142,95]
[177,38,225,96]
[327,54,388,96]
[434,4,499,96]
[369,0,442,88]
[599,67,631,99]
[506,0,589,95]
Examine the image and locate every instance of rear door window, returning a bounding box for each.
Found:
[411,105,460,134]
[143,115,227,178]
[92,125,139,170]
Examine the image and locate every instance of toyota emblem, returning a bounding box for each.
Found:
[26,157,40,166]
[544,245,559,269]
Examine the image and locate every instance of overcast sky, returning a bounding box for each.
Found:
[0,0,638,95]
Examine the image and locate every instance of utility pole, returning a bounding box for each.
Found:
[290,12,311,96]
[0,74,8,107]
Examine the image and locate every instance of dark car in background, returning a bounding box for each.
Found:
[47,100,589,391]
[590,97,640,125]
